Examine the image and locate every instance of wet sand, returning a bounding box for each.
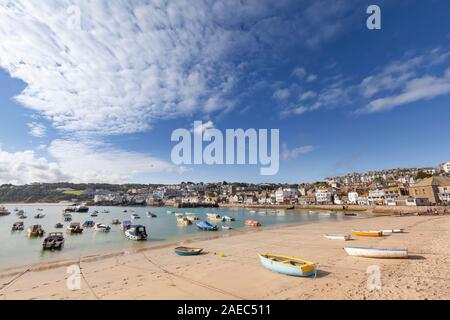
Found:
[1,214,450,300]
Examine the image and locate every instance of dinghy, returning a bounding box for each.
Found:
[174,246,204,256]
[352,230,383,237]
[196,220,218,231]
[245,219,262,227]
[324,234,351,241]
[344,247,408,258]
[120,220,132,231]
[223,215,235,221]
[222,225,233,230]
[66,222,83,234]
[258,253,317,277]
[94,223,111,232]
[12,222,24,231]
[381,229,404,235]
[177,217,192,226]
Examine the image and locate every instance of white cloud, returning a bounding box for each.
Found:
[306,74,317,82]
[292,67,307,79]
[27,122,47,138]
[272,88,291,100]
[281,144,314,160]
[299,91,317,101]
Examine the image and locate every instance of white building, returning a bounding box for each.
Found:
[368,189,385,205]
[275,188,298,204]
[438,186,450,204]
[315,188,335,204]
[348,192,359,204]
[441,162,450,173]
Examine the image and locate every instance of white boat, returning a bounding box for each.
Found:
[131,213,141,220]
[125,225,148,241]
[166,210,173,214]
[94,223,111,232]
[222,225,233,230]
[344,247,408,258]
[381,229,404,235]
[175,213,185,218]
[324,234,351,241]
[34,213,45,219]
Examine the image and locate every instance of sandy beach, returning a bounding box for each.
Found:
[1,214,450,300]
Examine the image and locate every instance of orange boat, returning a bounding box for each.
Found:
[352,230,383,237]
[245,219,262,227]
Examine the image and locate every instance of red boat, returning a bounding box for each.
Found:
[245,219,262,227]
[0,206,11,216]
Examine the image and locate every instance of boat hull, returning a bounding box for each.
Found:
[324,234,351,241]
[344,247,408,258]
[352,230,383,237]
[258,254,317,277]
[174,247,203,256]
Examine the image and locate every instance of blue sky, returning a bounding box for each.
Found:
[0,0,449,184]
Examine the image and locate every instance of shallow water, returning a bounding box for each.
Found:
[0,204,359,269]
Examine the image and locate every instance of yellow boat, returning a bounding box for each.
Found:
[352,230,383,237]
[258,253,317,277]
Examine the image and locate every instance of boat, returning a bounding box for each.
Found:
[175,213,185,218]
[124,225,148,241]
[344,213,357,216]
[381,229,404,235]
[177,217,192,225]
[82,220,95,228]
[94,223,111,232]
[174,246,204,256]
[66,222,83,234]
[344,247,408,258]
[324,234,351,241]
[42,232,65,250]
[222,225,233,230]
[17,210,25,215]
[196,220,218,231]
[27,224,45,237]
[19,214,27,219]
[223,216,235,221]
[14,208,19,212]
[146,212,157,218]
[258,253,317,277]
[131,213,141,220]
[186,215,199,222]
[249,210,256,214]
[34,213,45,219]
[12,222,24,231]
[206,213,224,221]
[123,209,128,213]
[120,220,132,231]
[102,210,110,213]
[55,223,64,229]
[91,212,98,217]
[74,205,89,213]
[352,230,383,237]
[63,213,72,221]
[37,208,43,211]
[166,210,173,214]
[245,219,262,227]
[112,218,121,225]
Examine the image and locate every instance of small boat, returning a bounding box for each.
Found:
[222,225,233,230]
[102,210,110,213]
[352,230,383,237]
[120,220,132,231]
[94,223,111,232]
[12,222,24,231]
[122,209,128,213]
[196,220,218,231]
[381,229,404,235]
[245,219,262,227]
[258,253,317,277]
[249,210,256,214]
[55,223,64,229]
[14,208,19,212]
[344,213,357,216]
[344,247,408,258]
[63,213,72,221]
[42,232,65,250]
[146,212,157,218]
[66,222,83,234]
[27,224,45,237]
[186,215,199,222]
[324,234,351,241]
[82,220,95,228]
[206,213,224,221]
[177,217,192,225]
[166,210,173,214]
[91,212,98,217]
[124,225,148,241]
[318,212,331,216]
[17,210,25,215]
[175,213,185,218]
[174,246,204,256]
[131,213,141,220]
[223,216,235,221]
[19,214,27,219]
[112,218,120,225]
[34,213,45,219]
[37,208,44,212]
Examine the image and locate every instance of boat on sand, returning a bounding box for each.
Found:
[324,234,351,241]
[344,247,408,258]
[352,230,383,237]
[258,253,317,277]
[174,246,204,256]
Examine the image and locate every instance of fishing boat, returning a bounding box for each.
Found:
[381,229,404,235]
[174,246,204,256]
[324,234,351,241]
[123,209,128,213]
[112,218,120,225]
[344,247,408,258]
[222,225,233,230]
[55,223,64,229]
[196,220,218,231]
[131,213,141,220]
[344,213,357,216]
[63,213,72,221]
[27,224,45,237]
[74,205,89,213]
[94,223,111,232]
[66,222,83,234]
[223,216,235,221]
[12,222,24,231]
[245,219,262,227]
[37,208,44,212]
[82,220,95,228]
[120,220,132,231]
[90,212,98,217]
[258,253,317,277]
[206,213,224,221]
[146,212,157,218]
[17,210,25,215]
[124,225,148,241]
[34,213,45,219]
[352,230,383,237]
[42,232,65,250]
[177,217,192,225]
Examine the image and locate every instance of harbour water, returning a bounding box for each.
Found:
[0,204,361,269]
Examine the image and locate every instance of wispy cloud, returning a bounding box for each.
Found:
[281,143,315,160]
[27,122,47,138]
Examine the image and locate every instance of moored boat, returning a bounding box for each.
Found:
[112,218,121,225]
[90,212,98,217]
[223,215,235,221]
[206,213,224,221]
[124,225,148,241]
[352,230,383,237]
[381,229,404,235]
[34,213,45,219]
[222,225,233,230]
[82,220,95,228]
[186,215,199,222]
[245,219,262,227]
[63,213,72,221]
[42,232,65,250]
[120,220,132,231]
[177,217,192,225]
[66,222,83,234]
[324,234,351,241]
[94,223,111,232]
[55,223,64,229]
[258,253,317,277]
[344,247,408,258]
[12,222,24,231]
[196,220,218,231]
[146,212,157,218]
[174,246,204,256]
[344,213,357,216]
[131,213,141,220]
[27,224,45,237]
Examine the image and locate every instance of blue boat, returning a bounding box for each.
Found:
[174,246,204,256]
[82,220,95,228]
[196,220,218,231]
[258,253,317,277]
[120,220,132,231]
